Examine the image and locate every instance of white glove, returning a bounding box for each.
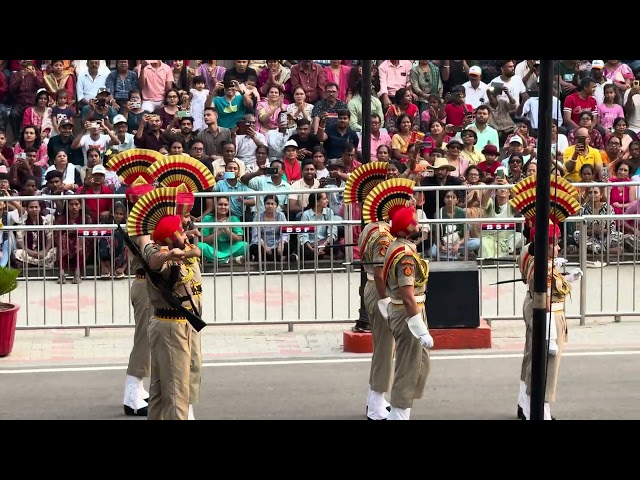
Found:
[553,257,568,268]
[546,312,558,356]
[407,314,434,349]
[565,268,583,283]
[419,332,434,349]
[377,298,391,320]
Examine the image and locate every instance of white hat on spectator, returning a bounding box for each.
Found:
[468,66,482,76]
[591,60,605,69]
[284,139,298,149]
[92,164,107,175]
[113,114,127,125]
[509,136,524,145]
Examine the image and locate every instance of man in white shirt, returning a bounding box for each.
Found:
[489,60,527,107]
[76,60,110,108]
[462,66,489,109]
[520,82,563,132]
[110,115,136,153]
[265,119,296,162]
[234,113,267,171]
[515,60,540,91]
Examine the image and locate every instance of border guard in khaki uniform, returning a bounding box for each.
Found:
[343,162,399,420]
[510,174,582,420]
[378,180,434,421]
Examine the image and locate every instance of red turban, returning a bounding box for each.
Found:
[125,184,154,205]
[152,215,183,246]
[530,221,560,243]
[389,206,418,237]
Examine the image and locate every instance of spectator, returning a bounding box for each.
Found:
[104,60,139,110]
[53,197,91,284]
[14,198,56,269]
[9,61,45,139]
[134,60,172,112]
[249,194,290,263]
[290,60,326,104]
[198,196,247,265]
[299,191,339,260]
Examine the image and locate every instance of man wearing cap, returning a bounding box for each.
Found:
[122,179,155,416]
[128,186,204,420]
[476,144,502,180]
[587,60,610,104]
[462,66,489,110]
[420,157,462,219]
[111,114,136,153]
[81,86,118,127]
[382,203,433,420]
[48,118,83,168]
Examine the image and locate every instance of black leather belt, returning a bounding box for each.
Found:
[154,307,192,322]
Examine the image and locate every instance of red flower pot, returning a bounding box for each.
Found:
[0,303,19,357]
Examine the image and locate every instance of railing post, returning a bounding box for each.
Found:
[578,218,587,326]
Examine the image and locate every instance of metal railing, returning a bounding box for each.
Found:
[2,181,639,332]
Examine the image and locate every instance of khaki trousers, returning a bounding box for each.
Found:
[126,279,151,378]
[363,280,395,393]
[387,303,431,409]
[520,293,533,382]
[526,310,567,403]
[189,325,202,405]
[147,317,192,420]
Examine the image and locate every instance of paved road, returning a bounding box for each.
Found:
[2,350,639,420]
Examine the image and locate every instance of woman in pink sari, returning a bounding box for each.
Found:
[324,60,351,102]
[13,125,48,167]
[608,159,637,214]
[22,89,53,140]
[256,85,286,133]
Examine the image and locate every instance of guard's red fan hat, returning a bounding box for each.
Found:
[127,186,183,241]
[148,154,216,192]
[509,174,580,232]
[175,183,195,216]
[125,176,154,205]
[362,178,415,225]
[105,148,164,185]
[343,162,390,204]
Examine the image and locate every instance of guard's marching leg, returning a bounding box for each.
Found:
[123,275,152,416]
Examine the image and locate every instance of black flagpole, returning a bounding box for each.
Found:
[355,60,372,332]
[530,59,554,421]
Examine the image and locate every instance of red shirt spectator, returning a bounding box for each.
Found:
[563,90,598,127]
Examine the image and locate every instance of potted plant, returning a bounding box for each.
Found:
[0,266,21,357]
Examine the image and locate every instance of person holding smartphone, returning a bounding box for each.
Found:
[562,127,604,182]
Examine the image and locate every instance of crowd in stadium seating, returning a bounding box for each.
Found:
[1,60,639,280]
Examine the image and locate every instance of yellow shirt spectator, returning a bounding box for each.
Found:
[562,145,603,182]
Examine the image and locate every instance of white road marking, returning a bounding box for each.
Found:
[1,349,640,374]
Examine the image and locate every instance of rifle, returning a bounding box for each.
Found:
[490,272,572,286]
[116,223,207,332]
